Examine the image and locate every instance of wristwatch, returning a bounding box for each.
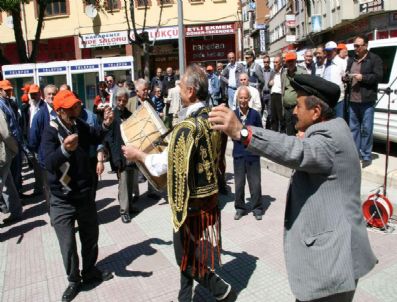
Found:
[240,126,249,142]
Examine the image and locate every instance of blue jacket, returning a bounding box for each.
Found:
[28,102,56,167]
[208,73,221,105]
[232,108,262,162]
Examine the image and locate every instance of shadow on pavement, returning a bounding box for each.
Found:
[0,219,47,242]
[96,238,173,278]
[95,197,115,212]
[193,249,258,301]
[22,200,48,219]
[97,204,120,225]
[97,178,119,190]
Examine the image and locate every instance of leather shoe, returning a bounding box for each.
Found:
[362,160,372,168]
[217,284,237,301]
[129,206,141,214]
[83,270,113,284]
[62,283,81,302]
[254,214,263,221]
[121,213,131,223]
[147,192,159,199]
[234,212,243,220]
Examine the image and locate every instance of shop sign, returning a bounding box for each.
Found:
[38,67,67,73]
[186,36,235,62]
[185,24,235,37]
[285,15,296,28]
[4,69,34,76]
[286,35,296,42]
[130,26,179,41]
[103,62,132,68]
[70,64,99,71]
[79,31,129,48]
[259,30,266,52]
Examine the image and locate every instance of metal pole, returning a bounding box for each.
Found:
[177,0,185,75]
[21,2,30,56]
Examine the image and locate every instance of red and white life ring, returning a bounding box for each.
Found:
[362,194,394,228]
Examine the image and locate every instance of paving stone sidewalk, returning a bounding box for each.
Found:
[0,156,396,302]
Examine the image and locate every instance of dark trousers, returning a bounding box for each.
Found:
[284,106,297,136]
[271,93,284,132]
[233,158,262,215]
[173,228,229,302]
[50,192,99,283]
[349,101,375,161]
[89,157,99,203]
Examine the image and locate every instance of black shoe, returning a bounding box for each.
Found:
[83,270,113,284]
[121,213,131,223]
[107,170,117,174]
[254,214,263,221]
[217,284,237,302]
[147,192,159,199]
[362,160,372,168]
[62,283,81,302]
[129,206,141,214]
[234,212,243,220]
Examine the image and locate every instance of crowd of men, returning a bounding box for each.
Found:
[0,33,382,302]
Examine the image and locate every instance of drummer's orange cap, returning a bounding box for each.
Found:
[53,90,81,111]
[28,84,40,94]
[337,43,347,50]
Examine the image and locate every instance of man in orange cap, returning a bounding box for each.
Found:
[206,65,221,106]
[281,52,305,135]
[0,80,23,226]
[41,90,114,302]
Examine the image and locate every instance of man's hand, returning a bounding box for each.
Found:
[103,107,114,127]
[208,104,243,140]
[122,145,147,163]
[96,161,104,175]
[353,74,363,82]
[63,134,78,152]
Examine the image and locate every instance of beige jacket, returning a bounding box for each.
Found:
[0,110,18,167]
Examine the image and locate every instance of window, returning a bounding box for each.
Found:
[158,0,173,4]
[45,0,67,16]
[105,0,120,10]
[370,46,397,84]
[137,0,151,7]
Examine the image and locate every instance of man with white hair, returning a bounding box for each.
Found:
[233,73,261,113]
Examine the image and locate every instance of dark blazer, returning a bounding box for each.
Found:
[346,51,383,103]
[232,108,262,162]
[42,118,107,198]
[107,107,133,172]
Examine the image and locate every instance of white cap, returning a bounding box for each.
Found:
[324,41,337,51]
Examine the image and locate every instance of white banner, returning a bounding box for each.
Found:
[79,31,129,48]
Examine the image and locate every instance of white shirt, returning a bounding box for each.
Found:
[233,86,262,112]
[228,64,237,88]
[323,57,346,101]
[315,63,326,77]
[29,99,41,127]
[271,72,282,94]
[144,101,206,176]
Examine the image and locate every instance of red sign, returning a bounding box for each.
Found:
[185,23,235,37]
[185,36,235,63]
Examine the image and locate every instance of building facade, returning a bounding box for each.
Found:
[265,0,397,55]
[0,0,241,77]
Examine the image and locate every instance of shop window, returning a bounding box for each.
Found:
[376,31,389,40]
[370,46,397,84]
[45,0,68,16]
[390,30,397,38]
[105,0,121,10]
[136,0,152,7]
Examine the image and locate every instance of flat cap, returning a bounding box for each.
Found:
[290,74,340,108]
[245,50,255,58]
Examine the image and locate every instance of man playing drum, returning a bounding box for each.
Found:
[122,65,237,302]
